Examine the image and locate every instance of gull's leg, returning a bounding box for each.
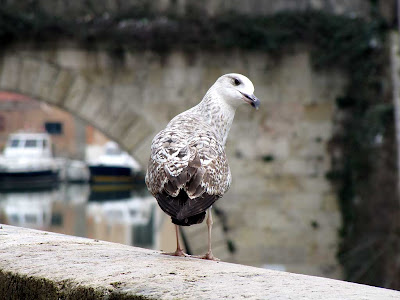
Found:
[163,225,188,257]
[200,207,220,261]
[174,225,186,256]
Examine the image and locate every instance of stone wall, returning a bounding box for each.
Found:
[0,44,345,278]
[2,225,400,300]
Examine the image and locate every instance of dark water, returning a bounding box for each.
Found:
[0,184,162,249]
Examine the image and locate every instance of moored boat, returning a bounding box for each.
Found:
[0,132,60,191]
[87,141,142,185]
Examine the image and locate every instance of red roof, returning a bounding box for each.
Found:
[0,91,34,102]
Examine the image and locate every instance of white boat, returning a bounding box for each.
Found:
[66,160,90,183]
[0,132,60,190]
[87,141,142,185]
[56,158,90,183]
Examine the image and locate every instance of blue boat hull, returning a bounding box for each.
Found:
[89,165,133,184]
[0,170,59,191]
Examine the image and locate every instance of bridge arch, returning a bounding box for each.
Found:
[0,51,157,165]
[0,47,269,165]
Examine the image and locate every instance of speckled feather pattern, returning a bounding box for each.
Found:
[146,91,232,198]
[145,74,255,224]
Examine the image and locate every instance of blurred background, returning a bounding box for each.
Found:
[0,0,399,291]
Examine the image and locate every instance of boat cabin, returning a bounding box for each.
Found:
[3,132,53,159]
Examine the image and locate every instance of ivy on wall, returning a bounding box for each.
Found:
[0,5,385,55]
[0,3,398,289]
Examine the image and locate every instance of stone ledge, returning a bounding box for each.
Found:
[0,225,399,300]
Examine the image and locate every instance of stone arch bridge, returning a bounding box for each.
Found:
[0,46,279,166]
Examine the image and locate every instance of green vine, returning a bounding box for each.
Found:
[0,5,386,57]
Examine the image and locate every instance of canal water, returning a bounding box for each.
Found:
[0,184,176,251]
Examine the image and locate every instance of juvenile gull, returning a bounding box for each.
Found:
[145,73,260,260]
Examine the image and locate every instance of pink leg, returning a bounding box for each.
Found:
[200,208,220,261]
[163,225,188,257]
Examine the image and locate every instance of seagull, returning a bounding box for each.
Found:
[145,73,260,260]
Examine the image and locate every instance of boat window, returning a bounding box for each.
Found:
[25,139,37,148]
[105,148,122,156]
[43,139,47,148]
[9,139,20,148]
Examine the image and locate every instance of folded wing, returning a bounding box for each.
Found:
[145,128,231,225]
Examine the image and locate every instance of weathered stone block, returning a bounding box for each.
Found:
[311,69,347,104]
[0,55,21,91]
[256,137,290,160]
[95,51,119,74]
[131,134,154,166]
[79,87,107,123]
[34,62,59,100]
[303,103,335,122]
[19,58,42,95]
[143,69,163,101]
[48,69,74,105]
[291,137,326,159]
[295,121,333,141]
[108,108,138,138]
[321,193,340,212]
[162,53,186,88]
[121,116,154,150]
[298,177,333,194]
[258,102,304,138]
[64,75,89,111]
[281,192,324,213]
[56,49,91,70]
[93,100,123,135]
[282,159,313,176]
[276,52,312,104]
[111,84,142,116]
[262,175,302,193]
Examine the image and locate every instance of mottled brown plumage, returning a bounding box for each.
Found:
[146,114,230,226]
[145,73,259,260]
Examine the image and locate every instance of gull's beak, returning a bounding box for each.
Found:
[241,92,260,110]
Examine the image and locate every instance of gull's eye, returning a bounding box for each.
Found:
[233,78,241,86]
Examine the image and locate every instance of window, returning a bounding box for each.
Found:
[45,122,63,135]
[105,147,122,156]
[10,139,19,148]
[25,139,37,148]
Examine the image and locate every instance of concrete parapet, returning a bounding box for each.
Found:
[0,225,399,300]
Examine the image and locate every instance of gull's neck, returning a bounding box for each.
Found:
[193,89,236,145]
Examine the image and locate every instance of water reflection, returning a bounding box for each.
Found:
[86,185,156,248]
[0,184,163,250]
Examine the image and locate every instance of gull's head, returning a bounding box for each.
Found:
[212,73,260,110]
